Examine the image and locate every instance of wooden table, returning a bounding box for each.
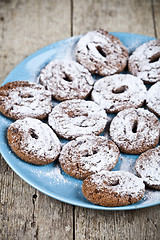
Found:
[0,0,160,239]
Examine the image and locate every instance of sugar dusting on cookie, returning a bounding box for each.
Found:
[110,108,159,154]
[128,39,160,83]
[146,82,160,117]
[48,99,108,140]
[7,118,61,165]
[90,170,145,198]
[76,30,128,76]
[0,81,52,120]
[91,74,147,113]
[135,146,160,190]
[59,135,119,179]
[38,59,94,101]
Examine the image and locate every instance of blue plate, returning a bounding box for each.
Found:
[0,33,160,210]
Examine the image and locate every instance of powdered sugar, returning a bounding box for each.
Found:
[128,39,160,83]
[76,30,128,76]
[0,81,52,120]
[59,135,119,179]
[91,74,147,113]
[146,82,160,117]
[89,170,145,198]
[38,59,94,101]
[135,146,160,189]
[8,118,61,162]
[110,108,159,154]
[48,99,108,140]
[142,189,160,205]
[30,163,70,184]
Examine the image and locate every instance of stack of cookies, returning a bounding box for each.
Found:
[0,30,160,207]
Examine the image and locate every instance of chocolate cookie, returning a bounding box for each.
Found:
[7,117,61,165]
[135,146,160,190]
[91,74,147,113]
[76,30,128,76]
[109,108,159,154]
[128,39,160,84]
[48,99,107,140]
[59,135,119,180]
[38,60,94,101]
[82,170,145,207]
[0,81,52,120]
[146,82,160,117]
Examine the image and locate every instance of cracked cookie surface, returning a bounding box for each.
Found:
[7,118,61,165]
[39,60,94,101]
[59,135,119,180]
[128,39,160,84]
[91,74,147,113]
[109,108,159,154]
[48,99,107,140]
[0,81,52,120]
[76,30,128,76]
[82,170,145,207]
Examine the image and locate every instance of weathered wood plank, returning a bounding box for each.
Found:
[73,0,160,239]
[74,206,160,240]
[0,0,71,85]
[0,0,73,239]
[153,0,160,38]
[72,0,155,37]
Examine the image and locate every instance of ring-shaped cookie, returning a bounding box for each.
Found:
[39,60,94,101]
[76,30,128,76]
[82,170,145,207]
[91,74,147,113]
[48,99,107,140]
[59,135,119,179]
[109,108,159,154]
[128,39,160,84]
[0,81,52,120]
[135,146,160,190]
[7,118,61,165]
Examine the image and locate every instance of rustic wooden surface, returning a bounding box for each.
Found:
[0,0,160,239]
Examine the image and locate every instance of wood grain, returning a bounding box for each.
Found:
[152,0,160,38]
[74,206,160,240]
[0,0,71,85]
[72,0,155,36]
[0,1,73,239]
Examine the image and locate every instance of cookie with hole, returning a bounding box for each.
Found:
[135,146,160,190]
[38,59,94,101]
[0,81,52,120]
[91,74,147,113]
[48,99,108,140]
[82,170,145,207]
[128,39,160,84]
[59,135,119,180]
[7,118,61,165]
[76,30,128,76]
[109,108,159,154]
